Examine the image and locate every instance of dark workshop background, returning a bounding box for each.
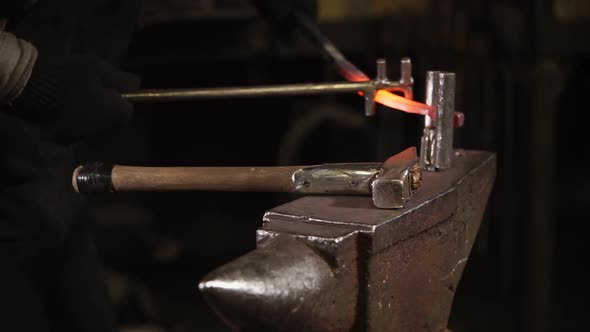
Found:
[79,0,588,331]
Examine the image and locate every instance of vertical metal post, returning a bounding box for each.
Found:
[400,58,413,100]
[420,71,456,171]
[376,58,388,81]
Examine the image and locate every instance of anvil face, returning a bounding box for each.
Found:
[200,150,496,332]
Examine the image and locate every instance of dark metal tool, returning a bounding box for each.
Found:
[73,147,421,209]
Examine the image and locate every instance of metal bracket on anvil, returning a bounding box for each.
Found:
[420,71,457,171]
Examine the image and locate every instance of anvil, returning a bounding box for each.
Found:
[198,149,496,331]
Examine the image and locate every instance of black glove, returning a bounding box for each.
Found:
[12,54,140,144]
[0,112,84,257]
[251,0,318,35]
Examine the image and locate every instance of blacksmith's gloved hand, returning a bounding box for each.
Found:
[11,54,140,144]
[251,0,318,36]
[0,112,83,257]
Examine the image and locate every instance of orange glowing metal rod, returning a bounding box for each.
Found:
[339,69,433,116]
[374,90,433,115]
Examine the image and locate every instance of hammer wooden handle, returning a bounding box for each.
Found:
[73,163,303,193]
[73,147,421,209]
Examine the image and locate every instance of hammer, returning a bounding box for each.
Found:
[72,147,421,209]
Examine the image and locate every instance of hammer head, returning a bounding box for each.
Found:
[292,146,421,209]
[372,147,421,209]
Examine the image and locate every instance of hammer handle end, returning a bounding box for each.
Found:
[73,163,114,193]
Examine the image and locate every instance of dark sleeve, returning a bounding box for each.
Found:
[0,30,38,104]
[0,1,37,16]
[0,111,84,252]
[11,0,142,65]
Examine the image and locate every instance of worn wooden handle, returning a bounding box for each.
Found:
[73,163,303,193]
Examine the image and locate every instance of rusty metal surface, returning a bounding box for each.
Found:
[199,149,496,331]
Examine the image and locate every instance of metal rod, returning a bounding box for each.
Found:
[123,81,405,102]
[123,13,415,115]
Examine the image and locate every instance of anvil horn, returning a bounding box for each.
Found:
[199,237,342,331]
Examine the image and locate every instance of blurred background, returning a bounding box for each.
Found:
[79,0,588,331]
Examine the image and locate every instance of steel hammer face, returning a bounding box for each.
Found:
[371,147,421,209]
